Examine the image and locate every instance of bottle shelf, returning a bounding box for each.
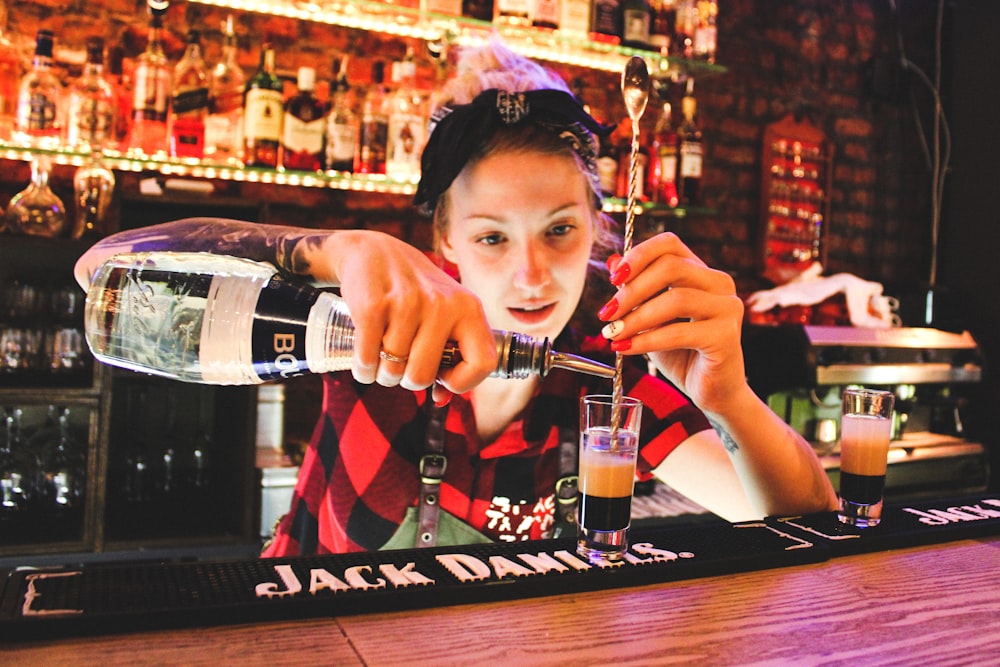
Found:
[189,0,726,78]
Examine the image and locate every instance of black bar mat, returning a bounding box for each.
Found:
[2,492,999,641]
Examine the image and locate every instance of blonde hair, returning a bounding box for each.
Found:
[430,40,619,268]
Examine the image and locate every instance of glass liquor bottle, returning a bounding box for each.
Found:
[0,0,19,141]
[1,407,29,513]
[130,2,171,157]
[243,43,283,169]
[615,117,648,202]
[676,79,702,206]
[4,155,67,237]
[14,29,64,149]
[72,157,116,240]
[494,0,532,28]
[106,46,133,151]
[169,29,209,159]
[621,0,651,50]
[324,56,358,173]
[462,0,494,22]
[281,66,325,171]
[590,0,622,44]
[354,60,388,175]
[83,252,615,385]
[693,0,717,63]
[673,0,697,58]
[532,0,560,30]
[66,36,117,153]
[558,0,590,39]
[205,15,245,164]
[647,96,678,207]
[648,0,675,53]
[385,51,426,183]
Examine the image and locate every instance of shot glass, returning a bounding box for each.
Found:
[838,387,895,528]
[577,394,643,564]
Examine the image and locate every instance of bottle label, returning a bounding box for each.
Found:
[386,111,426,181]
[244,88,284,142]
[326,119,358,170]
[282,115,324,155]
[26,92,57,130]
[249,277,322,381]
[133,65,170,120]
[172,87,210,115]
[680,141,703,177]
[622,10,651,44]
[71,98,115,145]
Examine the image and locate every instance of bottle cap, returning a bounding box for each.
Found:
[297,66,316,91]
[35,29,54,57]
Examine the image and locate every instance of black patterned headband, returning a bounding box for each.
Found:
[413,89,616,215]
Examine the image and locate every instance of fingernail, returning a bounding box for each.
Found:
[601,319,624,338]
[606,254,622,272]
[610,262,631,286]
[598,298,618,321]
[434,395,452,407]
[611,338,632,352]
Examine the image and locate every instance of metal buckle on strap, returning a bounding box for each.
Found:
[555,475,578,503]
[419,453,447,485]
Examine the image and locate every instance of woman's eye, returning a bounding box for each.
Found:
[476,233,505,246]
[549,222,575,237]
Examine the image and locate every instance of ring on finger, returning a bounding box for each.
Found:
[379,349,409,364]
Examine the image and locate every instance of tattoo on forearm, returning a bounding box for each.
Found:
[708,418,740,454]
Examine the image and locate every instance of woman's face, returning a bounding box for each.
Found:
[439,149,595,342]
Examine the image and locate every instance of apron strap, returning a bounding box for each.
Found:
[416,396,448,547]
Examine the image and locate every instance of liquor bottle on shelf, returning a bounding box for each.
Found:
[4,155,67,237]
[558,0,590,39]
[205,15,245,164]
[324,56,358,173]
[14,29,63,149]
[423,0,462,15]
[1,407,28,513]
[281,66,325,171]
[676,78,702,206]
[493,0,532,28]
[693,0,717,63]
[385,50,426,183]
[462,0,495,22]
[647,95,678,207]
[532,0,560,30]
[621,0,652,50]
[243,43,283,169]
[83,252,615,385]
[0,0,18,141]
[169,29,209,159]
[38,407,85,514]
[648,0,675,53]
[66,36,117,153]
[106,46,133,150]
[673,0,697,58]
[354,60,388,175]
[130,1,171,157]
[72,156,116,240]
[596,124,620,199]
[590,0,622,44]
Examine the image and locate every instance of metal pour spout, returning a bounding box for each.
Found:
[441,331,614,380]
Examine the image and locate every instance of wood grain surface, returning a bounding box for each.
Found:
[5,537,1000,665]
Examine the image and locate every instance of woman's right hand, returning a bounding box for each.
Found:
[317,230,498,402]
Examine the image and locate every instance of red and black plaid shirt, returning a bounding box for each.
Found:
[263,348,710,556]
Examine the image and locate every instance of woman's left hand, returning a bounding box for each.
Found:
[598,232,747,415]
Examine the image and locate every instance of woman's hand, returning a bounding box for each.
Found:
[317,230,498,403]
[598,232,748,415]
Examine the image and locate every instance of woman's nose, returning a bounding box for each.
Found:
[512,244,551,291]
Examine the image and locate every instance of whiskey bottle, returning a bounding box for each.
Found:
[324,56,358,172]
[676,79,702,206]
[243,43,283,169]
[648,0,675,53]
[130,2,171,156]
[205,15,245,164]
[83,252,615,385]
[281,66,325,171]
[14,29,64,149]
[558,0,591,39]
[354,60,388,175]
[590,0,622,44]
[621,0,652,50]
[65,36,117,153]
[169,29,209,159]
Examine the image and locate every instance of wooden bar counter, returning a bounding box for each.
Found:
[5,534,1000,665]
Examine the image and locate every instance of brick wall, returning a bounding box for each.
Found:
[3,0,939,297]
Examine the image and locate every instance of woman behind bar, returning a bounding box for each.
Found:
[75,41,837,554]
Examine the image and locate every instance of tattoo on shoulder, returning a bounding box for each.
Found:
[708,418,740,454]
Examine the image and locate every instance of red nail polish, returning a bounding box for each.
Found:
[598,298,618,320]
[610,262,631,286]
[606,254,621,272]
[434,395,452,407]
[611,338,632,352]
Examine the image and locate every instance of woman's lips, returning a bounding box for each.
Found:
[507,303,556,326]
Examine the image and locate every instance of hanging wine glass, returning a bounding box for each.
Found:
[4,155,67,238]
[72,156,116,240]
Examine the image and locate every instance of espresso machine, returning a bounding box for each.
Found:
[742,324,990,501]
